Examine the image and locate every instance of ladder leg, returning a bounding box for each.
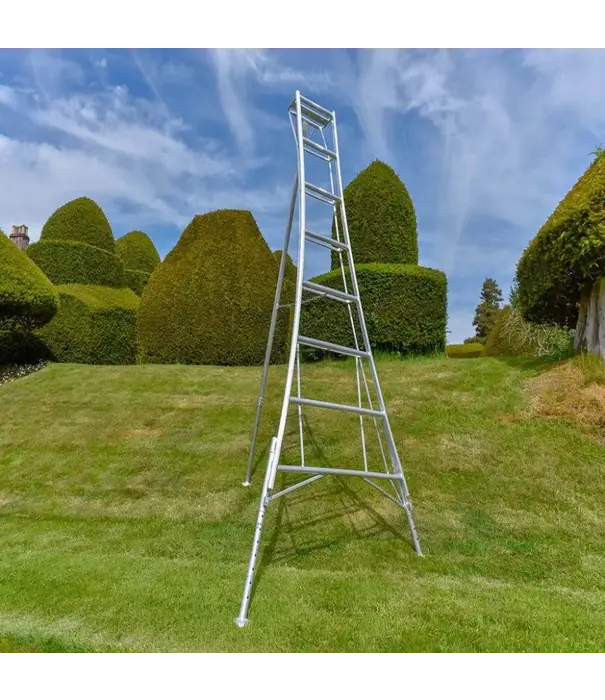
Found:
[243,173,298,486]
[235,444,276,626]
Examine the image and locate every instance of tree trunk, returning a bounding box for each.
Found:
[574,278,605,359]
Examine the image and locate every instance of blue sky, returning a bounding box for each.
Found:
[1,48,604,342]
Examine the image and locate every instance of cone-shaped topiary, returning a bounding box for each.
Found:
[116,230,161,295]
[1,231,60,364]
[27,196,125,287]
[137,210,288,365]
[331,160,418,269]
[37,284,140,364]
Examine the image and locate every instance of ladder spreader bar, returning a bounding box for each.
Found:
[277,465,402,480]
[290,396,384,417]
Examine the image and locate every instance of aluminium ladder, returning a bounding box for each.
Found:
[235,91,423,627]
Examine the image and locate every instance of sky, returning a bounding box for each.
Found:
[1,48,605,343]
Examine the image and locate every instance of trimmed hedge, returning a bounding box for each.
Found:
[446,343,484,359]
[0,231,59,332]
[516,152,605,327]
[40,196,115,252]
[116,230,161,273]
[300,263,447,359]
[0,330,50,365]
[116,230,161,295]
[137,210,287,366]
[27,240,125,287]
[331,160,418,270]
[37,284,140,365]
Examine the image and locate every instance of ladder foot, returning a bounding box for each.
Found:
[242,481,251,487]
[235,616,249,628]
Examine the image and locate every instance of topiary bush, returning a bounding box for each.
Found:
[36,284,140,365]
[1,232,59,364]
[483,306,573,359]
[1,231,59,332]
[300,263,447,359]
[271,249,297,363]
[136,210,287,366]
[116,230,161,295]
[26,197,125,288]
[330,160,418,270]
[27,240,125,287]
[446,343,484,359]
[516,152,605,328]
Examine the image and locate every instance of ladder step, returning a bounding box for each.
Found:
[289,99,333,128]
[277,465,403,480]
[302,280,357,303]
[290,396,384,417]
[303,137,337,162]
[305,229,348,252]
[298,335,369,359]
[305,182,341,205]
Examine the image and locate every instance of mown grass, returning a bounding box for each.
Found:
[0,356,604,652]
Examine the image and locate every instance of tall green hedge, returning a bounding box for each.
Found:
[516,152,605,327]
[37,284,140,365]
[0,231,59,332]
[116,230,161,295]
[300,264,447,359]
[137,210,287,366]
[272,249,297,362]
[27,197,125,288]
[331,160,418,270]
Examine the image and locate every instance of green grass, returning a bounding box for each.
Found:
[0,356,604,652]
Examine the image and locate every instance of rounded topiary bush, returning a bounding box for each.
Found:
[300,263,447,359]
[36,284,140,365]
[331,160,418,270]
[1,231,59,332]
[137,210,287,366]
[40,196,115,252]
[1,232,59,364]
[27,197,125,287]
[116,230,161,295]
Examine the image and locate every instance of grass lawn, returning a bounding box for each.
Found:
[0,355,604,652]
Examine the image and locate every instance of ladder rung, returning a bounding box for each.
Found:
[289,100,333,128]
[302,280,357,303]
[305,229,348,252]
[305,182,341,204]
[298,335,369,359]
[277,465,402,480]
[303,137,337,162]
[290,396,384,418]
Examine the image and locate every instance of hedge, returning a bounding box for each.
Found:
[446,343,484,359]
[116,230,161,295]
[137,210,287,366]
[27,240,125,288]
[271,250,297,363]
[40,196,115,252]
[37,284,140,365]
[331,160,418,270]
[0,330,50,365]
[0,231,59,332]
[516,151,605,327]
[300,263,447,359]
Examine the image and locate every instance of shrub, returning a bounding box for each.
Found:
[27,197,126,288]
[37,284,140,365]
[446,343,484,358]
[137,210,287,365]
[483,306,573,359]
[331,160,418,270]
[271,250,297,363]
[0,330,51,365]
[0,231,59,332]
[27,240,125,287]
[300,263,447,359]
[516,151,605,327]
[39,196,115,252]
[116,230,161,295]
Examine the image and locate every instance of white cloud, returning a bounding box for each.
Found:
[0,61,287,246]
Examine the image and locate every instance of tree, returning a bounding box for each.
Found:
[472,278,504,343]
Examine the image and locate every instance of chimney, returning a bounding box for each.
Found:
[9,225,30,252]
